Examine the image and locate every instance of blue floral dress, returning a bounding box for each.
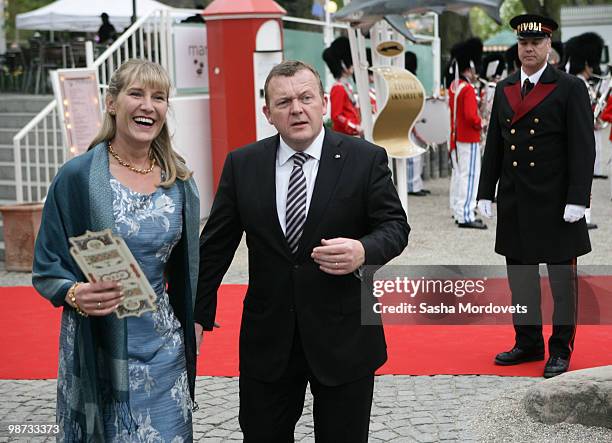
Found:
[104,176,193,442]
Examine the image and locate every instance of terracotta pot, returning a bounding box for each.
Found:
[0,203,44,272]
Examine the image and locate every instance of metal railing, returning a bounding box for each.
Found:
[87,9,175,97]
[12,99,61,202]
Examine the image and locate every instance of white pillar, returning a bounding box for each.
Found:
[432,13,441,97]
[323,0,334,91]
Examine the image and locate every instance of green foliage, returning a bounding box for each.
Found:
[276,0,315,19]
[5,0,54,42]
[470,0,526,41]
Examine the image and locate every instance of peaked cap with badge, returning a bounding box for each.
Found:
[510,14,558,39]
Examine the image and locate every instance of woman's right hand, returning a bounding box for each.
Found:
[195,323,204,355]
[66,281,124,316]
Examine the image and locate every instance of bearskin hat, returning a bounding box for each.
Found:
[564,32,604,75]
[322,36,353,79]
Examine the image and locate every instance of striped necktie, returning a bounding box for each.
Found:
[285,152,309,254]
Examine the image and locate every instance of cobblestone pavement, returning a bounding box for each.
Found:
[2,170,612,441]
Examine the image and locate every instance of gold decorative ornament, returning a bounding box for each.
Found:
[375,41,404,58]
[370,66,426,158]
[108,142,156,175]
[67,282,87,317]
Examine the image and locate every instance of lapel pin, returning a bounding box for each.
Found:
[334,154,341,159]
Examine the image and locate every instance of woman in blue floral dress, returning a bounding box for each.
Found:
[33,60,200,442]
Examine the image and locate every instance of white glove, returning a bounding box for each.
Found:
[563,204,586,223]
[478,199,493,218]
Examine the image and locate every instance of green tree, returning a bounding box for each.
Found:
[470,0,611,42]
[520,0,609,40]
[276,0,315,19]
[5,0,54,42]
[470,0,525,41]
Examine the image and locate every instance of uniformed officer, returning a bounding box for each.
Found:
[477,14,595,378]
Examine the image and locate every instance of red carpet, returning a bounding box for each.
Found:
[1,285,611,379]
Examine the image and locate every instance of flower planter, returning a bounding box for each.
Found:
[0,203,44,272]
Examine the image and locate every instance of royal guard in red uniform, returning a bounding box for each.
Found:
[322,37,362,136]
[447,38,486,229]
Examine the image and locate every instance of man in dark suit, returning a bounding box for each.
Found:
[195,60,409,441]
[477,14,595,378]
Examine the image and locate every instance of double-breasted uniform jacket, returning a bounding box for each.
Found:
[477,64,595,263]
[195,129,409,386]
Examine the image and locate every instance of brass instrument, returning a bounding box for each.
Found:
[476,77,496,140]
[592,72,611,129]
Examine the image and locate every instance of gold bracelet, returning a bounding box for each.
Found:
[67,282,87,317]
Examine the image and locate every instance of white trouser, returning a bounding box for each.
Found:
[449,151,459,217]
[407,154,424,193]
[594,129,605,176]
[450,142,481,223]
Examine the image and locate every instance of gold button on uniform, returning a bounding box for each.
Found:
[511,129,516,134]
[534,118,539,123]
[530,129,535,135]
[513,161,518,167]
[511,145,516,151]
[529,146,534,151]
[506,118,511,123]
[530,162,535,167]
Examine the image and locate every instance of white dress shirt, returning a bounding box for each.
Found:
[276,128,324,235]
[520,63,547,89]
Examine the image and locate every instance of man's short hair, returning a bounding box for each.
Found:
[264,60,324,106]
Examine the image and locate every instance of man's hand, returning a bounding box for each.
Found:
[478,199,493,218]
[195,323,204,355]
[311,238,365,275]
[563,204,586,223]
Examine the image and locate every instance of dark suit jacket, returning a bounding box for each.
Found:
[477,65,595,263]
[195,129,409,386]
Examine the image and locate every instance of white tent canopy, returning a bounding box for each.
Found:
[16,0,172,32]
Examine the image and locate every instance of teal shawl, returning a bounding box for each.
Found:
[32,142,200,442]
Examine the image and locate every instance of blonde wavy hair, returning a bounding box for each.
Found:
[89,59,192,186]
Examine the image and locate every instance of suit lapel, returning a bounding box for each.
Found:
[503,72,521,116]
[260,135,294,259]
[507,65,558,125]
[297,129,347,260]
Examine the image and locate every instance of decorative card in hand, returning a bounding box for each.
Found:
[69,229,156,318]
